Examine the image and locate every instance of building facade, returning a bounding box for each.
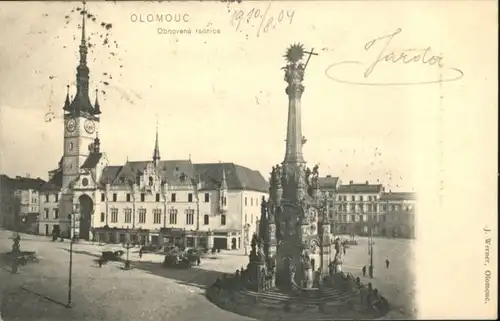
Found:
[0,175,46,233]
[36,10,268,249]
[334,181,384,236]
[378,192,416,238]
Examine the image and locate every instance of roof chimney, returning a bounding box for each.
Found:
[365,180,369,185]
[326,175,331,178]
[349,180,353,184]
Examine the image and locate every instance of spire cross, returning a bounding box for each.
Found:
[303,48,318,70]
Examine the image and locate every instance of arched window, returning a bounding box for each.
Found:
[204,214,209,225]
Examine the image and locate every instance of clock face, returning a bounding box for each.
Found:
[66,118,77,132]
[84,120,96,134]
[82,178,89,187]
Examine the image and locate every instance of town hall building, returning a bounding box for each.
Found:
[37,7,268,250]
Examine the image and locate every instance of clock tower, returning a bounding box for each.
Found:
[59,2,102,239]
[62,4,101,190]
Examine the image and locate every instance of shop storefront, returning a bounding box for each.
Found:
[94,227,151,245]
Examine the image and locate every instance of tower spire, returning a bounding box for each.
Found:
[63,84,71,111]
[80,1,87,66]
[68,0,94,117]
[152,120,160,166]
[94,88,101,115]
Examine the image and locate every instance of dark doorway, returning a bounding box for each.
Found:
[214,237,227,250]
[311,258,316,272]
[78,194,93,240]
[45,224,49,236]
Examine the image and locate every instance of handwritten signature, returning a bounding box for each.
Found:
[229,3,295,37]
[325,28,464,86]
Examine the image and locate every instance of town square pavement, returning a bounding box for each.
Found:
[1,229,414,320]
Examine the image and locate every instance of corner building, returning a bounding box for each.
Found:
[37,8,268,249]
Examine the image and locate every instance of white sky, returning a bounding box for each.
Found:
[0,1,494,192]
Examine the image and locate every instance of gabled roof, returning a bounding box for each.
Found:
[318,176,339,189]
[380,192,417,201]
[337,183,383,194]
[100,160,195,187]
[81,152,103,169]
[194,163,268,193]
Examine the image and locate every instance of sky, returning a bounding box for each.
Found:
[0,0,494,192]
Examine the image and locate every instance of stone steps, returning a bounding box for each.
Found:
[240,287,359,306]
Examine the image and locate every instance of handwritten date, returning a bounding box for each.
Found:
[230,3,295,37]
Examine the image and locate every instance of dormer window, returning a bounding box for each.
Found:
[179,172,186,183]
[149,176,153,186]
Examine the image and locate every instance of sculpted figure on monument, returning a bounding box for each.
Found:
[305,167,312,185]
[257,239,265,262]
[283,62,305,85]
[270,166,276,185]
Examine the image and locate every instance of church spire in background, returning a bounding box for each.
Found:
[152,120,161,166]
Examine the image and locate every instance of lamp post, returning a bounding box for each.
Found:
[368,219,374,278]
[67,203,79,308]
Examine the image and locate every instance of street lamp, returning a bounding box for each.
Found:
[67,203,79,308]
[368,219,374,278]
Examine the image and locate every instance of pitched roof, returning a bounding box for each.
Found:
[81,152,103,169]
[337,183,383,194]
[41,170,63,191]
[14,177,46,190]
[380,192,417,201]
[101,160,195,186]
[318,176,339,189]
[194,163,268,193]
[99,165,124,185]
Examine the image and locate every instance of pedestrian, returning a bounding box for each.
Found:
[11,257,19,274]
[139,249,143,260]
[98,258,103,268]
[385,259,390,268]
[197,256,201,266]
[362,265,367,277]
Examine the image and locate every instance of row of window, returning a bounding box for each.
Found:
[333,203,415,212]
[245,213,257,224]
[244,197,260,207]
[43,194,59,203]
[102,208,227,226]
[43,208,59,219]
[336,195,379,202]
[336,214,378,223]
[100,192,214,203]
[336,204,379,213]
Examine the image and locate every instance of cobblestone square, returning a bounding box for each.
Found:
[1,230,415,320]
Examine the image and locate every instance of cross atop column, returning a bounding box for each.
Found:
[303,48,318,70]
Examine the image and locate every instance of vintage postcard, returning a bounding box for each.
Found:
[0,0,497,320]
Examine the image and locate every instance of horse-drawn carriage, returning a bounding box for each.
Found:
[163,252,192,269]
